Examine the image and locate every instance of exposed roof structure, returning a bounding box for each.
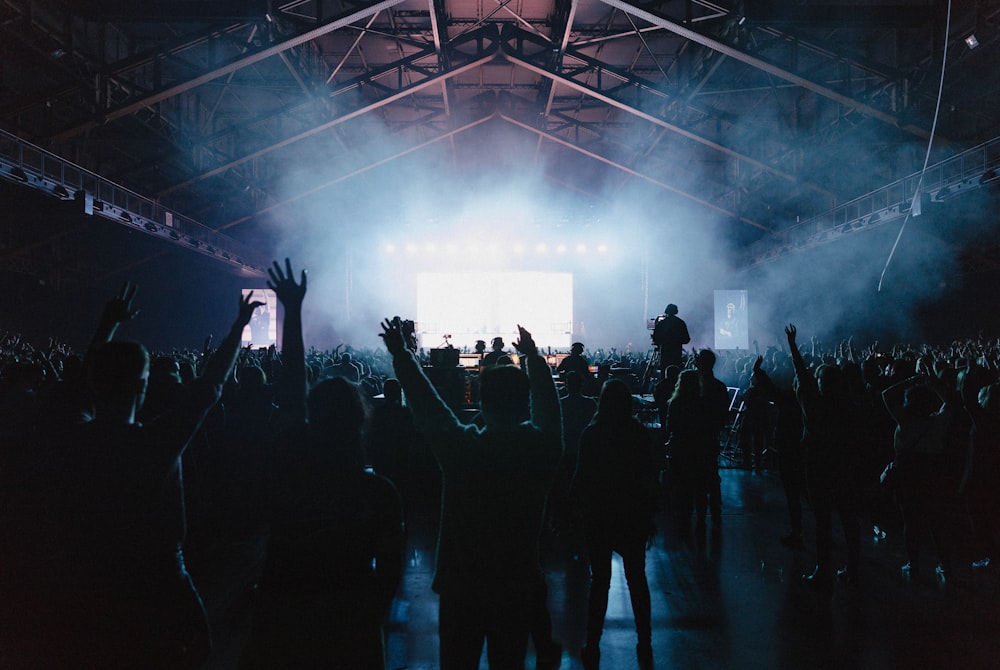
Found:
[2,0,1000,284]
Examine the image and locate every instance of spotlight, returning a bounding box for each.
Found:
[406,243,418,254]
[144,222,158,233]
[576,244,587,254]
[513,243,526,254]
[597,244,608,253]
[980,169,998,184]
[168,230,180,240]
[9,167,28,182]
[965,34,979,49]
[556,244,567,254]
[120,212,133,223]
[52,184,69,199]
[535,243,548,254]
[385,244,396,254]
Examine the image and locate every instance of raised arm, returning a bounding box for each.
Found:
[201,292,264,388]
[514,324,561,438]
[380,316,462,434]
[267,258,308,423]
[784,324,809,379]
[82,282,140,382]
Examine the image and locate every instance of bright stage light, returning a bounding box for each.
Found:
[576,244,587,254]
[446,243,459,254]
[597,244,608,253]
[513,243,526,254]
[556,244,567,254]
[406,243,418,254]
[424,242,437,253]
[535,243,548,254]
[385,244,396,254]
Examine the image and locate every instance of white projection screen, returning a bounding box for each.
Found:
[714,289,748,351]
[417,272,573,350]
[240,288,278,347]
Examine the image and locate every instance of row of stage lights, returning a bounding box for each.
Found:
[384,242,610,256]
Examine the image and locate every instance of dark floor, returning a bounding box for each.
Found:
[197,468,1000,670]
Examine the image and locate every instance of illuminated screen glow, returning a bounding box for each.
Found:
[241,288,278,346]
[417,272,573,349]
[714,289,748,350]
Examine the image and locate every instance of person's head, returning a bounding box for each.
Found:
[670,368,700,402]
[814,364,847,399]
[979,382,1000,412]
[904,383,940,417]
[91,341,150,421]
[382,377,403,404]
[665,304,679,315]
[694,348,716,373]
[571,342,584,355]
[475,340,487,354]
[150,356,182,385]
[491,337,504,351]
[594,378,634,424]
[307,377,368,468]
[479,363,530,425]
[340,352,353,364]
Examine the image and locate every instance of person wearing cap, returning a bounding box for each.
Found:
[652,304,690,374]
[482,336,508,368]
[557,342,590,380]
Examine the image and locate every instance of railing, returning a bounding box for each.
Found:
[0,128,269,276]
[745,135,1000,267]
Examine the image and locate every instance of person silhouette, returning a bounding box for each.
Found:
[241,260,404,669]
[379,317,562,669]
[4,283,259,670]
[572,378,657,670]
[651,304,690,376]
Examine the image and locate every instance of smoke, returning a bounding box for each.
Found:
[255,97,996,353]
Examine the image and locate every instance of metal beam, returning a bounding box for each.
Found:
[498,113,773,233]
[501,48,834,199]
[48,0,410,141]
[216,114,498,231]
[596,0,933,141]
[160,47,499,196]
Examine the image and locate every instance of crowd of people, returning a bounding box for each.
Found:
[2,276,1000,669]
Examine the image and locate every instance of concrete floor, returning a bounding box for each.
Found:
[197,467,1000,670]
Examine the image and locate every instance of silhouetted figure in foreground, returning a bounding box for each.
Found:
[573,378,657,670]
[3,283,256,669]
[883,373,956,579]
[785,324,863,588]
[380,318,562,670]
[240,260,404,670]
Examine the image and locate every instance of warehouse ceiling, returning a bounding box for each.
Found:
[2,0,1000,278]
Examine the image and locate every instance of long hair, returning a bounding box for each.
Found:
[591,378,634,426]
[668,369,700,405]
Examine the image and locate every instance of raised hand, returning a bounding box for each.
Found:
[784,323,797,344]
[102,281,140,326]
[753,355,763,373]
[266,258,307,308]
[236,291,265,328]
[379,317,408,357]
[513,325,538,358]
